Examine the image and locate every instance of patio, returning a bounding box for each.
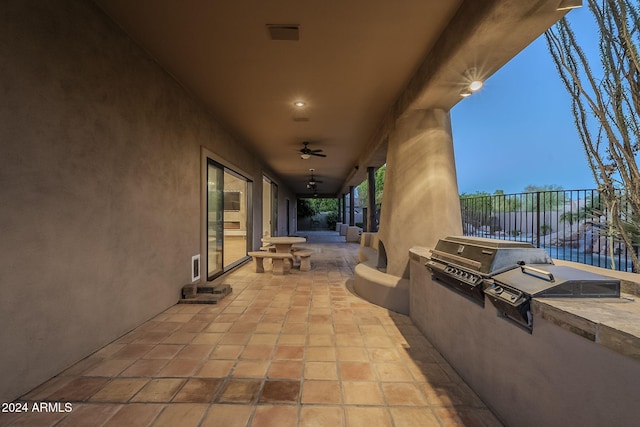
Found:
[2,232,500,427]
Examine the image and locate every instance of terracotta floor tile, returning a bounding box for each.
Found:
[143,345,184,359]
[339,362,375,381]
[17,239,501,426]
[200,404,253,427]
[103,403,163,427]
[342,381,384,405]
[130,379,185,403]
[229,322,258,333]
[267,360,303,379]
[391,408,443,427]
[278,334,306,345]
[176,344,213,359]
[273,345,304,360]
[120,359,168,377]
[232,360,269,378]
[55,403,121,427]
[259,380,300,403]
[47,377,111,401]
[157,358,201,377]
[304,361,338,380]
[247,333,279,345]
[191,333,224,345]
[368,348,401,363]
[178,320,209,333]
[306,346,336,361]
[241,344,275,359]
[374,363,414,382]
[161,332,196,344]
[210,344,244,359]
[381,382,428,406]
[309,323,334,334]
[217,379,262,403]
[205,322,233,333]
[255,323,282,333]
[251,405,298,427]
[152,403,208,427]
[20,376,74,400]
[282,323,307,334]
[220,333,251,345]
[344,407,392,427]
[84,359,136,377]
[336,347,369,361]
[300,406,344,427]
[301,380,341,404]
[335,334,365,347]
[110,344,154,360]
[89,378,148,402]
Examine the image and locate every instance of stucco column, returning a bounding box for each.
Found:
[377,108,462,278]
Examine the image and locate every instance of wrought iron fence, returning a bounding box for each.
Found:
[460,189,638,272]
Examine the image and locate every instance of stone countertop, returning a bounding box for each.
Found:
[409,246,640,362]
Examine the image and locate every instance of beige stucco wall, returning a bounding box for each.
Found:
[377,109,462,278]
[0,0,293,401]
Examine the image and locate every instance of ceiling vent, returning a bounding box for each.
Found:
[267,24,300,41]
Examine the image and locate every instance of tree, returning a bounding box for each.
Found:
[545,0,640,270]
[356,165,386,207]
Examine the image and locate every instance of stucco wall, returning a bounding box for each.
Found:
[409,255,640,427]
[0,0,293,401]
[378,109,462,278]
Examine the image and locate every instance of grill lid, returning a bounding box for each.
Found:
[431,236,552,274]
[489,264,620,298]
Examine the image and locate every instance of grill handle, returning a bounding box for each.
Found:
[429,249,482,270]
[520,265,555,282]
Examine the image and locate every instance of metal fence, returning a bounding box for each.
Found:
[460,189,638,272]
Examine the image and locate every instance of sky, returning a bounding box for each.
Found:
[451,6,599,195]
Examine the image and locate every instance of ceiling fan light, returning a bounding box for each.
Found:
[300,153,311,160]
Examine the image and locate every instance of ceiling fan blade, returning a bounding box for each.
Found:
[310,149,323,153]
[311,152,327,157]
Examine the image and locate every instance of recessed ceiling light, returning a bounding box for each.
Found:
[460,89,472,98]
[469,80,483,92]
[294,101,305,108]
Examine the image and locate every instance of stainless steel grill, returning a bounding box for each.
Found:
[425,236,621,332]
[484,264,620,331]
[425,236,551,305]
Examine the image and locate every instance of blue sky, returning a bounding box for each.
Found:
[451,7,598,195]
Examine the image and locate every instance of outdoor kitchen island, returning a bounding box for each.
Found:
[409,242,640,427]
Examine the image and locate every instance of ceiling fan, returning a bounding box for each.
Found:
[306,169,324,188]
[299,141,326,159]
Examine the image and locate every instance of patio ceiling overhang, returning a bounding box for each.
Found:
[94,0,577,198]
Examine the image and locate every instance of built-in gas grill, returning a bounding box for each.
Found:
[484,264,620,331]
[425,236,621,332]
[426,236,552,305]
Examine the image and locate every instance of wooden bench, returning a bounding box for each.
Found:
[292,249,314,271]
[248,251,294,275]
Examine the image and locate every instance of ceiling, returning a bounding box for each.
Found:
[94,0,572,197]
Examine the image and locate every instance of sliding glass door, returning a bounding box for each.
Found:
[207,159,252,280]
[207,160,224,279]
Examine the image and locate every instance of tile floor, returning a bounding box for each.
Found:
[1,233,502,426]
